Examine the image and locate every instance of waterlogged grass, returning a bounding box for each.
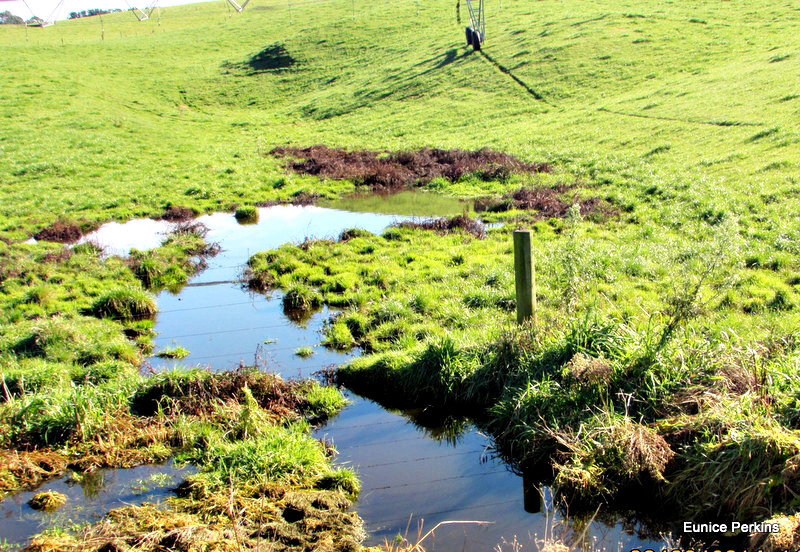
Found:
[2,366,357,549]
[247,215,800,535]
[1,0,800,547]
[0,224,355,548]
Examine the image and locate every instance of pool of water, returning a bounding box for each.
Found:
[320,190,473,218]
[0,461,195,550]
[5,198,666,550]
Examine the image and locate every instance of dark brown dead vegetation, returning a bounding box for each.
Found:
[271,145,551,190]
[2,370,329,499]
[394,215,486,238]
[160,205,197,222]
[474,185,618,220]
[33,220,84,243]
[257,192,321,208]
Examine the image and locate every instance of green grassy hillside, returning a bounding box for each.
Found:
[1,0,798,238]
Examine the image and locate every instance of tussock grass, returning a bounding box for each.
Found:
[28,490,67,512]
[88,288,157,321]
[234,205,259,223]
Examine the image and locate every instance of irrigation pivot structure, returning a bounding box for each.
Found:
[20,0,64,26]
[465,0,484,50]
[225,0,250,12]
[124,0,159,21]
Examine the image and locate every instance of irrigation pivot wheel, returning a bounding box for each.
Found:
[465,0,484,49]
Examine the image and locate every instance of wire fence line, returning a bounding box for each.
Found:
[366,498,520,528]
[363,468,509,493]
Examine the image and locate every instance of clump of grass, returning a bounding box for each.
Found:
[28,491,67,511]
[155,346,190,359]
[339,228,373,242]
[89,288,157,321]
[324,321,355,350]
[234,205,259,224]
[295,346,314,358]
[665,399,800,519]
[282,284,321,313]
[128,224,217,291]
[553,413,674,501]
[189,422,330,487]
[315,469,361,498]
[7,316,140,367]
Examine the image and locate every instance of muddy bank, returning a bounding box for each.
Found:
[33,220,98,244]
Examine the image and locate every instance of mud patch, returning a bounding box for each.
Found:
[160,205,197,222]
[474,185,618,219]
[33,220,86,243]
[271,146,551,190]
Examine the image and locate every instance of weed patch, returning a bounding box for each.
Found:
[474,185,617,220]
[272,146,550,190]
[394,215,486,238]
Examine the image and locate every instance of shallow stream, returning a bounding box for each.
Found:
[1,196,664,550]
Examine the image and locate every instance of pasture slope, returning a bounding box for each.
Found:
[1,0,800,550]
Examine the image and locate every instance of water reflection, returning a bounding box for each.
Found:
[22,202,669,551]
[0,461,195,550]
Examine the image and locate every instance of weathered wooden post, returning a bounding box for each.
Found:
[513,230,536,325]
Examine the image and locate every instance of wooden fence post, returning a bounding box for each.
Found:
[522,471,541,513]
[513,230,536,325]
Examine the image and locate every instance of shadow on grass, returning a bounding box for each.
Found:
[223,43,296,74]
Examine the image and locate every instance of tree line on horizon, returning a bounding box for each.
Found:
[0,7,124,25]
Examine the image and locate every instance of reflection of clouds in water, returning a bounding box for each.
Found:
[78,219,173,256]
[79,205,415,260]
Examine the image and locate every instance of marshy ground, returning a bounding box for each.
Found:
[2,0,800,549]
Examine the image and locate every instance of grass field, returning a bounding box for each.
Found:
[2,0,800,548]
[1,0,798,239]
